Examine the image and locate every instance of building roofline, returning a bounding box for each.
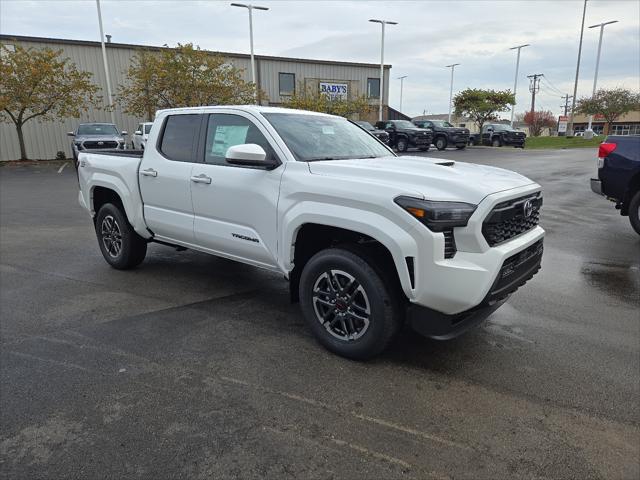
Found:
[0,34,392,69]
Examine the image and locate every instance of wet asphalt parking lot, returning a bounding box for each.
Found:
[1,146,639,479]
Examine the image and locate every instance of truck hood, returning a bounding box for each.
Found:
[308,155,537,204]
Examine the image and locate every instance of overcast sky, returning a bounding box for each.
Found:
[2,0,639,118]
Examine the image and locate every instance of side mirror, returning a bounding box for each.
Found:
[226,144,276,169]
[67,131,75,137]
[134,130,142,135]
[121,131,128,136]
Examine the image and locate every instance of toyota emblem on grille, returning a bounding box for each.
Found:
[523,199,534,218]
[98,141,104,145]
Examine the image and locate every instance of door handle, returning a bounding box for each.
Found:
[191,174,212,184]
[140,168,158,177]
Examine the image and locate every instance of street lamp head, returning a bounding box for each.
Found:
[510,43,531,50]
[445,63,460,68]
[231,3,269,10]
[397,75,408,80]
[369,19,398,25]
[588,20,618,28]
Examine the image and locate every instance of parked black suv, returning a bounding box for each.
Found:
[354,121,390,144]
[469,124,526,148]
[374,120,433,152]
[413,119,469,151]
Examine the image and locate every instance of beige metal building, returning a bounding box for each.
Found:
[0,35,391,161]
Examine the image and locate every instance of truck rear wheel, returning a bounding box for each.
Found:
[629,190,640,235]
[299,247,403,360]
[95,203,147,269]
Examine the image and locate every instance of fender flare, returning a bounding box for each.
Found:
[279,202,424,299]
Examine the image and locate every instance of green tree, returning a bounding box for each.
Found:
[282,83,373,118]
[576,88,640,135]
[453,88,515,131]
[0,45,101,160]
[118,43,260,119]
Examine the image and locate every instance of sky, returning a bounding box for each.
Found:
[1,0,639,118]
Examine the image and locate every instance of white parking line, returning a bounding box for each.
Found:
[57,162,69,174]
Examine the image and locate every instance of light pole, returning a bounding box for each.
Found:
[567,0,588,136]
[585,20,618,137]
[96,0,115,124]
[231,3,269,103]
[397,75,407,113]
[445,63,459,123]
[369,19,398,122]
[509,44,530,127]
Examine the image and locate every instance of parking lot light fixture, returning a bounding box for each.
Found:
[231,3,269,103]
[445,63,460,123]
[509,44,530,127]
[95,0,115,124]
[585,20,618,137]
[397,75,408,113]
[369,19,398,122]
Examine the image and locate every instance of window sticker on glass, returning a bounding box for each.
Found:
[321,126,335,135]
[211,125,249,156]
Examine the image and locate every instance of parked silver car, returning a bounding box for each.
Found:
[68,123,127,162]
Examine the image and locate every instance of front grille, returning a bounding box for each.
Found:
[482,193,542,246]
[83,140,118,149]
[486,239,543,303]
[443,229,456,258]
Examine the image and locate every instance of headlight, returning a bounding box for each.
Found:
[395,196,476,231]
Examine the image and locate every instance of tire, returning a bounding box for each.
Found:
[435,136,448,151]
[492,137,502,147]
[396,137,408,152]
[299,247,403,360]
[629,190,640,235]
[456,145,466,150]
[95,203,147,269]
[468,138,475,146]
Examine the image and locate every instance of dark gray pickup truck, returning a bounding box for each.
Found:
[469,124,526,148]
[591,135,640,235]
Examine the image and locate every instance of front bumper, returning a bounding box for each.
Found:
[409,238,543,339]
[590,178,603,195]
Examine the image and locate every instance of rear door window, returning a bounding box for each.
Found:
[159,114,200,162]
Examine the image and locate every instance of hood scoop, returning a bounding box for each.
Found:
[435,160,455,167]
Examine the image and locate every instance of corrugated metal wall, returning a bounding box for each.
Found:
[0,37,389,161]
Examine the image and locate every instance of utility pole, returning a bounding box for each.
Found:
[445,63,460,123]
[509,44,530,127]
[567,0,588,136]
[527,74,543,115]
[397,75,407,113]
[560,94,574,116]
[370,19,398,122]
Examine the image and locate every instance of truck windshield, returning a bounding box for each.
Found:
[356,121,375,131]
[491,125,516,132]
[77,124,119,136]
[432,120,454,128]
[393,120,415,129]
[263,113,393,161]
[144,124,152,134]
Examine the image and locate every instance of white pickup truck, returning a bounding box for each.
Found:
[77,106,544,359]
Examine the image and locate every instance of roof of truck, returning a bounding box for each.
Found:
[155,105,335,118]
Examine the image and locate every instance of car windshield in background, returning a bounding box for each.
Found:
[77,124,119,136]
[264,113,392,161]
[356,121,375,131]
[432,120,454,128]
[393,120,415,129]
[493,125,516,132]
[144,124,152,134]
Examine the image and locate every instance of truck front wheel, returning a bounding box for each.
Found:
[299,247,403,359]
[396,137,408,152]
[435,136,448,151]
[629,190,640,235]
[492,137,502,147]
[95,203,147,269]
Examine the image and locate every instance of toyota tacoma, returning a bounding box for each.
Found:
[77,106,544,359]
